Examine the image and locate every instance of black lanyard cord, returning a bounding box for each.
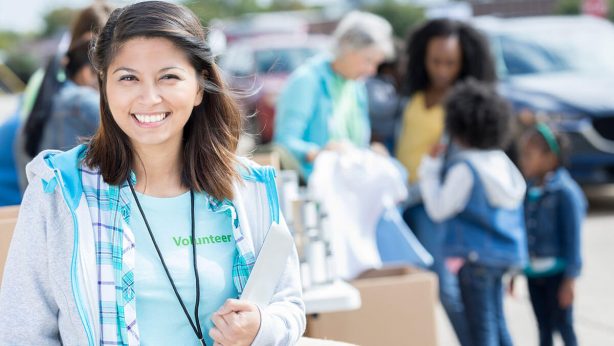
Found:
[128,181,206,346]
[191,186,204,344]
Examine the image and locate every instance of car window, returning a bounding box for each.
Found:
[484,19,614,77]
[499,35,569,75]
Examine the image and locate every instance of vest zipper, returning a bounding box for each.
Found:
[50,167,96,346]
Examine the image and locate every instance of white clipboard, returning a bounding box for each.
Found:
[240,222,294,306]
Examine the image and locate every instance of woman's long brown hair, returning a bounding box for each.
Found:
[86,1,242,201]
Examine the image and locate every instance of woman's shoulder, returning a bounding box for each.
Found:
[25,149,68,185]
[235,157,277,195]
[55,81,98,105]
[20,149,80,224]
[235,156,280,224]
[409,91,424,102]
[26,145,92,208]
[402,91,440,118]
[236,157,276,180]
[288,55,332,84]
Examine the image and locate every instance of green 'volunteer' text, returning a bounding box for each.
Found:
[173,235,233,247]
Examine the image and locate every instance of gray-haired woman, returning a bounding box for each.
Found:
[274,11,394,179]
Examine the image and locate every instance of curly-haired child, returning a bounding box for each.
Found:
[419,78,528,346]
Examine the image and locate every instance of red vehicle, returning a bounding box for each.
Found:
[219,34,331,143]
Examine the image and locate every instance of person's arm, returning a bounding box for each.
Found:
[210,230,304,346]
[559,187,585,279]
[0,183,61,345]
[557,187,586,308]
[356,80,371,147]
[274,70,322,162]
[418,155,474,223]
[212,174,305,346]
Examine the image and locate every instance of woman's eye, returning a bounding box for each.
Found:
[119,75,137,81]
[161,74,180,80]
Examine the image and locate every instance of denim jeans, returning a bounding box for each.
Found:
[404,204,472,346]
[458,263,513,346]
[528,274,577,346]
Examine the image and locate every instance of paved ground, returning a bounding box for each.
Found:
[438,186,614,345]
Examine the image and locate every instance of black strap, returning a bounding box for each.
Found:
[128,181,206,345]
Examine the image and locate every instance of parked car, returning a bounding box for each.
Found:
[219,34,331,143]
[474,15,614,184]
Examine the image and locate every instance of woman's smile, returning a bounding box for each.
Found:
[131,112,171,127]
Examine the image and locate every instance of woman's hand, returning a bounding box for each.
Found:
[507,275,516,297]
[325,140,353,154]
[558,278,575,308]
[210,299,261,346]
[445,257,465,275]
[305,148,320,162]
[307,141,355,162]
[370,142,390,157]
[429,143,446,158]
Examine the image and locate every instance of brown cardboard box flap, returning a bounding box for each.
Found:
[0,205,19,220]
[356,265,424,280]
[298,337,357,346]
[306,266,439,346]
[0,218,18,287]
[0,205,19,288]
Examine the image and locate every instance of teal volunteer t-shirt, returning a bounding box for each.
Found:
[129,191,238,346]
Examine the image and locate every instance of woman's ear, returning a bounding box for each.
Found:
[194,71,208,107]
[194,88,204,107]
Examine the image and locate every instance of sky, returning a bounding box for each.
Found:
[1,0,94,32]
[0,0,186,33]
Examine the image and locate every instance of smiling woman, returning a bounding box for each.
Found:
[87,2,241,201]
[104,37,203,168]
[0,2,305,346]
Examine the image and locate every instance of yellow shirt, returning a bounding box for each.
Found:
[395,91,445,184]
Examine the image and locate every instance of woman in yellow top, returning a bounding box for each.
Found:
[395,18,496,346]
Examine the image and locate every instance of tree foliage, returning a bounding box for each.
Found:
[183,0,264,23]
[4,51,38,83]
[362,0,425,38]
[268,0,308,12]
[42,7,78,37]
[0,31,20,51]
[557,0,581,14]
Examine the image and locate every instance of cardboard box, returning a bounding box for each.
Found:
[305,266,439,346]
[0,206,19,287]
[0,205,19,219]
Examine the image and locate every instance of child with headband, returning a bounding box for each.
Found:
[518,123,587,346]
